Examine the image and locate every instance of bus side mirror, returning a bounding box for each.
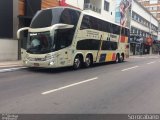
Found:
[58,24,74,29]
[17,27,29,39]
[50,24,74,35]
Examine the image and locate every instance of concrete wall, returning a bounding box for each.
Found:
[0,39,18,61]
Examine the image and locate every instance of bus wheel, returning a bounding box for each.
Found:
[84,54,92,68]
[121,54,124,62]
[115,54,121,63]
[73,55,81,70]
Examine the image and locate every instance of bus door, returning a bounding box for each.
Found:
[56,28,74,67]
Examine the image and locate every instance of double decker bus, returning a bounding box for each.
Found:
[17,7,129,69]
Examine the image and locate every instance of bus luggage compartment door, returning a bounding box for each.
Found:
[57,49,72,67]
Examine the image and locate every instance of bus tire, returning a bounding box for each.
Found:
[84,54,92,68]
[115,54,121,63]
[73,55,82,70]
[121,53,124,62]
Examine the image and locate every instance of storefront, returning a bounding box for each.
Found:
[129,35,153,55]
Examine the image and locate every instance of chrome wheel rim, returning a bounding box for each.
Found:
[74,58,80,68]
[85,57,91,67]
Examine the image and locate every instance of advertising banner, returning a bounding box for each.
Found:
[115,0,132,28]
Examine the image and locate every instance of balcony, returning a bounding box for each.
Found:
[84,3,101,13]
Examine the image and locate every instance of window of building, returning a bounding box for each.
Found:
[104,1,109,11]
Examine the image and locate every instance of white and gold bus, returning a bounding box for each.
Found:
[17,7,129,69]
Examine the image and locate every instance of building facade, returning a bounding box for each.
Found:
[130,0,159,55]
[138,0,160,21]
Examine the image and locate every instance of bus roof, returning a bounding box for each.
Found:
[37,6,129,29]
[40,6,81,13]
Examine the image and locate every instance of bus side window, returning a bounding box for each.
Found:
[60,9,80,27]
[55,28,74,50]
[113,24,120,35]
[110,42,118,50]
[80,15,91,29]
[90,16,98,30]
[121,27,125,36]
[109,23,113,34]
[102,41,111,50]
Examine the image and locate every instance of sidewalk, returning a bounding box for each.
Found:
[0,60,23,68]
[130,54,160,58]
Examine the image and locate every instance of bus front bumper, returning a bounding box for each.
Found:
[23,60,57,68]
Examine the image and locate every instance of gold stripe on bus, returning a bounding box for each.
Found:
[105,52,113,62]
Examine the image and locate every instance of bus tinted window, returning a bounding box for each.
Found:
[30,8,80,28]
[102,21,110,33]
[112,24,120,34]
[125,28,130,36]
[90,16,98,30]
[54,28,75,50]
[110,42,118,50]
[80,15,91,29]
[81,15,111,32]
[109,24,113,34]
[76,39,100,50]
[102,41,117,50]
[80,14,129,37]
[121,27,125,36]
[30,9,53,28]
[60,9,80,27]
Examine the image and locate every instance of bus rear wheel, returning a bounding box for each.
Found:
[115,54,121,63]
[73,55,82,70]
[84,54,92,68]
[120,54,124,62]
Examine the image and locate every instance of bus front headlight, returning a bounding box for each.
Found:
[49,62,54,66]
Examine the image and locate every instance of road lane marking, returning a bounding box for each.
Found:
[147,61,156,65]
[0,67,26,73]
[121,66,139,72]
[41,77,98,95]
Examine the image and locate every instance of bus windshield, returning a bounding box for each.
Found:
[30,8,80,28]
[27,32,54,54]
[27,28,75,54]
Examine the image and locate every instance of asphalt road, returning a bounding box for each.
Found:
[0,55,160,114]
